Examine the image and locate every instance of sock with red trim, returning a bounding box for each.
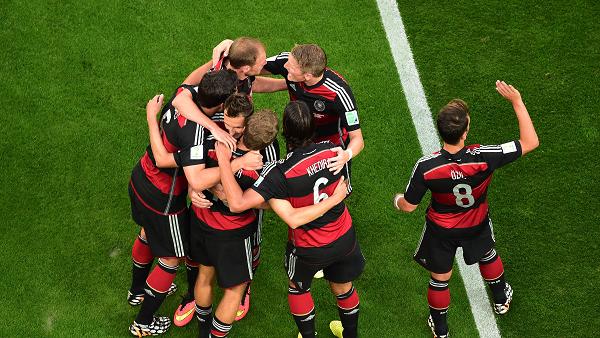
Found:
[479,249,507,304]
[288,285,316,338]
[428,278,450,336]
[135,258,178,325]
[130,235,153,294]
[210,315,232,337]
[336,285,359,338]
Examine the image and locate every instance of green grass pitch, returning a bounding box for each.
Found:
[1,0,598,337]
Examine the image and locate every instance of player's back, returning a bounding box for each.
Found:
[269,141,352,247]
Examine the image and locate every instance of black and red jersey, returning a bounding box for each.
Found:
[264,52,361,147]
[129,85,216,215]
[212,56,255,96]
[191,136,280,239]
[252,141,352,248]
[404,141,523,230]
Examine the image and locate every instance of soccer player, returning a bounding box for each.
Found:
[216,100,365,338]
[393,81,539,338]
[211,41,365,186]
[146,93,270,327]
[172,37,287,151]
[127,69,237,337]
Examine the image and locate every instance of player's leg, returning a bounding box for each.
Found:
[194,264,215,338]
[414,224,455,338]
[329,281,360,338]
[173,256,199,327]
[324,234,365,338]
[285,243,318,338]
[478,248,512,314]
[129,228,153,305]
[236,228,262,321]
[428,270,452,338]
[211,282,247,337]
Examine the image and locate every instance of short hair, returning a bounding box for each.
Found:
[224,93,254,119]
[196,69,237,108]
[283,100,314,150]
[228,37,265,69]
[436,99,470,145]
[290,44,327,77]
[243,109,279,151]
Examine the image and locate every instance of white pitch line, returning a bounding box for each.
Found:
[375,1,501,337]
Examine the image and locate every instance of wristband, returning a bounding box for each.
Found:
[393,193,404,210]
[346,149,353,160]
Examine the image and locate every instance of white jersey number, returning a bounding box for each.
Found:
[313,177,329,204]
[453,183,475,208]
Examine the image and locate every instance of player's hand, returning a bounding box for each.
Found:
[212,39,234,68]
[146,94,164,122]
[327,147,350,175]
[215,141,233,163]
[331,176,349,202]
[239,151,263,171]
[495,80,522,104]
[190,190,212,209]
[211,127,237,151]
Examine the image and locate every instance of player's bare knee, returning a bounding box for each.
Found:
[431,270,453,282]
[329,281,353,296]
[158,257,179,268]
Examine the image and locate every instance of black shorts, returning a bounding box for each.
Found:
[413,218,496,274]
[129,184,189,258]
[188,225,254,289]
[284,226,365,291]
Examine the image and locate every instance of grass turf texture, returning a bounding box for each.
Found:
[0,0,597,337]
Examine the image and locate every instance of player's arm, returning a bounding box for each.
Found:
[215,142,267,212]
[328,87,364,174]
[252,77,287,93]
[145,94,178,168]
[268,177,349,228]
[495,80,539,155]
[182,60,213,86]
[394,160,427,213]
[172,89,237,150]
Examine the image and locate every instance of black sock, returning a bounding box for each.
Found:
[130,235,153,294]
[336,286,360,338]
[428,278,450,335]
[195,303,212,338]
[288,286,316,338]
[135,260,178,325]
[185,258,199,299]
[210,315,232,337]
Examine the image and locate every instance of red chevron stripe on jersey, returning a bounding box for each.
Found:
[428,200,489,229]
[191,205,256,232]
[424,162,489,180]
[290,207,352,248]
[302,82,337,101]
[140,152,187,195]
[284,149,337,179]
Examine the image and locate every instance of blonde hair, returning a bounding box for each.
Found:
[290,44,327,77]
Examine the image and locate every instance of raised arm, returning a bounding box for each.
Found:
[495,80,539,155]
[182,60,213,86]
[146,94,178,168]
[269,177,348,228]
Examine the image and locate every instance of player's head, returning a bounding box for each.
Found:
[283,100,315,150]
[196,69,238,115]
[228,37,267,76]
[223,93,254,140]
[285,44,327,83]
[242,109,279,151]
[437,99,470,145]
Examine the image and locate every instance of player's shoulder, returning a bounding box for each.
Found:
[266,51,290,62]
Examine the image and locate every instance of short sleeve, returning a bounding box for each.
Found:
[403,161,428,205]
[479,141,523,171]
[176,124,207,167]
[264,52,289,76]
[251,163,287,201]
[335,85,361,132]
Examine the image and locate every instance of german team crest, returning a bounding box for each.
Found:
[314,100,326,111]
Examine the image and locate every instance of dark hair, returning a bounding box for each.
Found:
[228,37,265,69]
[196,69,237,108]
[436,99,470,145]
[224,93,254,119]
[283,101,314,150]
[243,109,279,151]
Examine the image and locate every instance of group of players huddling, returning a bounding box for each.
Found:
[127,36,538,338]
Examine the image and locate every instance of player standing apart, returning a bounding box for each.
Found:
[394,81,539,337]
